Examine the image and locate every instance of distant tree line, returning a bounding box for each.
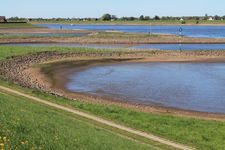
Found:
[7,17,27,22]
[6,14,225,22]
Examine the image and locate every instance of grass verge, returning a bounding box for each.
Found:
[0,23,39,29]
[0,46,121,60]
[1,46,225,149]
[1,74,225,150]
[0,89,157,150]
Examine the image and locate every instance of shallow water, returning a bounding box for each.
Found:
[37,24,225,38]
[67,62,225,114]
[2,43,225,51]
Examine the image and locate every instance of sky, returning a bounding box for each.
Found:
[1,0,225,18]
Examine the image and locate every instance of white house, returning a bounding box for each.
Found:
[208,17,214,21]
[179,18,184,21]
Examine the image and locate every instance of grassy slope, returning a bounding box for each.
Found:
[0,46,118,60]
[0,91,153,150]
[3,81,224,150]
[1,46,225,149]
[0,23,39,29]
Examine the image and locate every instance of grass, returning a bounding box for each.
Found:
[4,81,224,150]
[0,31,175,45]
[0,23,40,29]
[0,46,120,61]
[0,90,155,150]
[92,31,159,38]
[1,46,225,149]
[0,33,89,39]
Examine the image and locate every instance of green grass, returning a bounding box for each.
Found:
[0,46,50,60]
[15,85,225,150]
[0,23,39,29]
[2,79,225,150]
[0,46,120,61]
[0,91,156,150]
[92,31,159,39]
[0,33,89,39]
[1,46,225,149]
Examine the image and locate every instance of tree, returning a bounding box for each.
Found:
[154,15,160,20]
[161,16,170,20]
[111,15,118,20]
[214,15,220,20]
[222,16,225,20]
[204,14,208,20]
[139,15,144,20]
[101,14,111,21]
[144,16,150,20]
[121,17,136,21]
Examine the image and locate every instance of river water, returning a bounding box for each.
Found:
[66,62,225,114]
[37,24,225,38]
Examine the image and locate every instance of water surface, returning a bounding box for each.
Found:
[37,24,225,38]
[67,62,225,114]
[132,44,225,50]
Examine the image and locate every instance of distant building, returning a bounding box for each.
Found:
[208,17,214,21]
[0,16,7,23]
[179,18,184,21]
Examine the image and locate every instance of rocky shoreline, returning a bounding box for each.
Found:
[1,50,225,120]
[1,50,225,93]
[0,51,68,91]
[0,50,153,93]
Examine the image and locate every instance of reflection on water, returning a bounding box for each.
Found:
[67,62,225,114]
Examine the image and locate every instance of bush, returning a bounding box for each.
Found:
[101,14,111,21]
[181,21,186,24]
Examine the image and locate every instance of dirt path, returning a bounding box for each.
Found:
[0,85,194,150]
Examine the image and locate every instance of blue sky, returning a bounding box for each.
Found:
[1,0,225,18]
